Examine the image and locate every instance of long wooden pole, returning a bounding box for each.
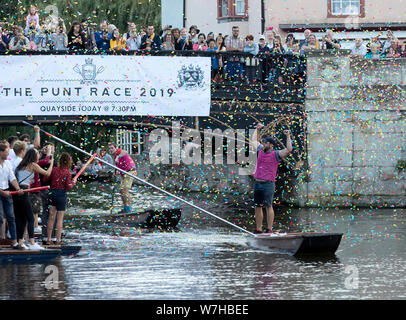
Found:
[23,121,255,237]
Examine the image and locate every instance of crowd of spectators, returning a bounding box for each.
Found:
[0,5,405,84]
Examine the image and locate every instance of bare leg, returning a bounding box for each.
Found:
[55,211,65,242]
[265,206,275,231]
[255,207,263,231]
[119,188,130,207]
[34,213,39,228]
[47,206,57,242]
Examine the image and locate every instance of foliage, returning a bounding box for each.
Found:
[0,123,115,162]
[0,0,161,33]
[396,159,406,173]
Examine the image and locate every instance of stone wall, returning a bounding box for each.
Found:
[129,51,406,208]
[296,51,406,207]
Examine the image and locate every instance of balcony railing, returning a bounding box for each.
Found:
[0,49,307,103]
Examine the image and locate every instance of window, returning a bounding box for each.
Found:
[221,0,229,17]
[328,0,365,17]
[235,0,245,16]
[116,129,142,155]
[218,0,248,19]
[332,0,359,15]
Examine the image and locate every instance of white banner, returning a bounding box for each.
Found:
[0,55,211,116]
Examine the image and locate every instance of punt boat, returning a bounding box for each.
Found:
[76,171,113,182]
[104,208,182,229]
[0,240,81,257]
[41,244,82,256]
[248,232,343,256]
[0,246,61,263]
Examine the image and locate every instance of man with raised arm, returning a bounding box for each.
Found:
[19,125,41,150]
[251,123,292,234]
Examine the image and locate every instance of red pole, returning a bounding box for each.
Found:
[73,153,98,181]
[10,186,50,195]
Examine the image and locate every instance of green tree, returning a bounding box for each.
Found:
[0,0,161,33]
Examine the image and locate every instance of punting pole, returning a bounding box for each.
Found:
[23,121,255,237]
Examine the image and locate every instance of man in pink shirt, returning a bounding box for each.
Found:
[108,143,137,213]
[251,123,292,233]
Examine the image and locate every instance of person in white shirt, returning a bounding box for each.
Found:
[124,22,141,51]
[351,38,367,57]
[11,141,27,171]
[382,30,395,51]
[7,136,19,161]
[0,143,23,249]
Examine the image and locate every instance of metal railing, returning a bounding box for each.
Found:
[116,129,142,155]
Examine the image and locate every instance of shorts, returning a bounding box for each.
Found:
[254,181,275,207]
[49,189,67,211]
[29,193,41,214]
[119,170,136,190]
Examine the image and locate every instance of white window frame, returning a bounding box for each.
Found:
[235,0,245,16]
[331,0,360,15]
[116,129,142,155]
[221,0,229,17]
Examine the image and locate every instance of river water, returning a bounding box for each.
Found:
[0,181,405,300]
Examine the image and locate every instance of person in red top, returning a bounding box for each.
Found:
[44,152,76,245]
[108,143,137,213]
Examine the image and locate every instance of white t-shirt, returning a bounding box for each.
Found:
[0,160,16,189]
[351,44,367,56]
[8,149,16,161]
[11,156,23,172]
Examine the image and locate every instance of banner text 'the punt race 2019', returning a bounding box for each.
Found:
[0,55,211,117]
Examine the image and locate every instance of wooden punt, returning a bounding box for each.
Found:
[41,244,82,256]
[0,240,81,257]
[248,232,343,256]
[0,247,61,263]
[103,208,182,229]
[76,171,113,182]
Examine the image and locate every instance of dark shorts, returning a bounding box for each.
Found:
[29,193,41,214]
[254,181,275,207]
[49,189,67,211]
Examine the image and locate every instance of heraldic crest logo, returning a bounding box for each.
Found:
[177,64,205,90]
[73,58,105,84]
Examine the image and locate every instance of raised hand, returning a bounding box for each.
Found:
[256,123,264,130]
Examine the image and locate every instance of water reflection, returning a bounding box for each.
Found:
[0,181,405,299]
[0,259,68,300]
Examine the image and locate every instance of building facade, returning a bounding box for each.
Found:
[162,0,406,45]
